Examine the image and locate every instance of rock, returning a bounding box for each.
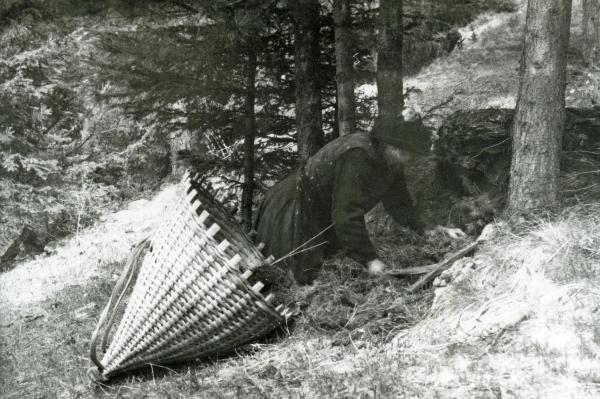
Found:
[405,108,600,234]
[0,226,48,272]
[435,107,600,196]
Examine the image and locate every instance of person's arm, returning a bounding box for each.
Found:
[381,172,425,234]
[331,149,378,265]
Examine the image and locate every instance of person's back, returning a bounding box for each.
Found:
[254,116,432,283]
[300,133,381,212]
[253,134,381,282]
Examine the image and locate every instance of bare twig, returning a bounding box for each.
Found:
[422,95,455,118]
[570,169,600,177]
[384,264,438,277]
[406,224,497,293]
[407,241,480,293]
[64,128,117,156]
[471,138,510,159]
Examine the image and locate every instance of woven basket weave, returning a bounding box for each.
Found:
[89,171,288,381]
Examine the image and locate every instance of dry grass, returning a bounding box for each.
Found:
[404,8,524,128]
[0,185,177,308]
[0,230,446,399]
[3,2,600,398]
[392,205,600,398]
[0,272,114,399]
[3,195,600,398]
[404,0,600,130]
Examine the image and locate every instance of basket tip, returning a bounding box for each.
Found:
[251,281,264,293]
[241,269,252,280]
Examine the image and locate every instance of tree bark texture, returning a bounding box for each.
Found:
[241,49,257,232]
[507,0,572,212]
[376,0,404,120]
[334,0,356,136]
[583,0,600,66]
[293,0,324,164]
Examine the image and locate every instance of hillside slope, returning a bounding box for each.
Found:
[2,2,600,398]
[0,185,177,308]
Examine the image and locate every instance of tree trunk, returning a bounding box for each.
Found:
[583,0,600,67]
[241,48,257,232]
[292,0,324,164]
[436,108,600,195]
[332,86,340,139]
[376,0,404,120]
[334,0,356,136]
[507,0,572,212]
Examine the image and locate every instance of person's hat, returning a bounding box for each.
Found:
[371,113,432,155]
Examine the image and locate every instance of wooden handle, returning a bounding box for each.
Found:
[385,264,438,278]
[408,240,480,293]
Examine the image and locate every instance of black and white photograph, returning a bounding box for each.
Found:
[1,0,599,397]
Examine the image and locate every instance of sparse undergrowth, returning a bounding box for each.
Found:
[3,204,600,398]
[0,237,437,399]
[3,2,600,398]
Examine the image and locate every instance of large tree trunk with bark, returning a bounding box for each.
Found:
[507,0,572,212]
[292,0,324,164]
[241,48,258,232]
[376,0,404,120]
[583,0,600,67]
[334,0,356,136]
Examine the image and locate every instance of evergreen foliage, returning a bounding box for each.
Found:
[0,0,515,253]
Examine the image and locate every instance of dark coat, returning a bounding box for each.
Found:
[254,133,422,283]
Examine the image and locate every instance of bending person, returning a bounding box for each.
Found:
[254,113,432,284]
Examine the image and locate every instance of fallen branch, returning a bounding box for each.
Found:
[384,264,438,277]
[407,240,480,293]
[400,224,496,293]
[422,95,455,119]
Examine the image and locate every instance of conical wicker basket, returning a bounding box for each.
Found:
[89,171,289,381]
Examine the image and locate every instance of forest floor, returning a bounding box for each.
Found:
[2,1,600,398]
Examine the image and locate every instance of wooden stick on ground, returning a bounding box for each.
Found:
[407,241,480,293]
[405,224,497,293]
[384,264,438,277]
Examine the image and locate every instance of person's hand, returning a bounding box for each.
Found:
[440,226,466,239]
[366,258,390,275]
[426,225,467,240]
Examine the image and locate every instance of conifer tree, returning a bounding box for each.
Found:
[508,0,572,211]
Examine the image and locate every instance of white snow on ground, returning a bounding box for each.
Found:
[0,184,177,308]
